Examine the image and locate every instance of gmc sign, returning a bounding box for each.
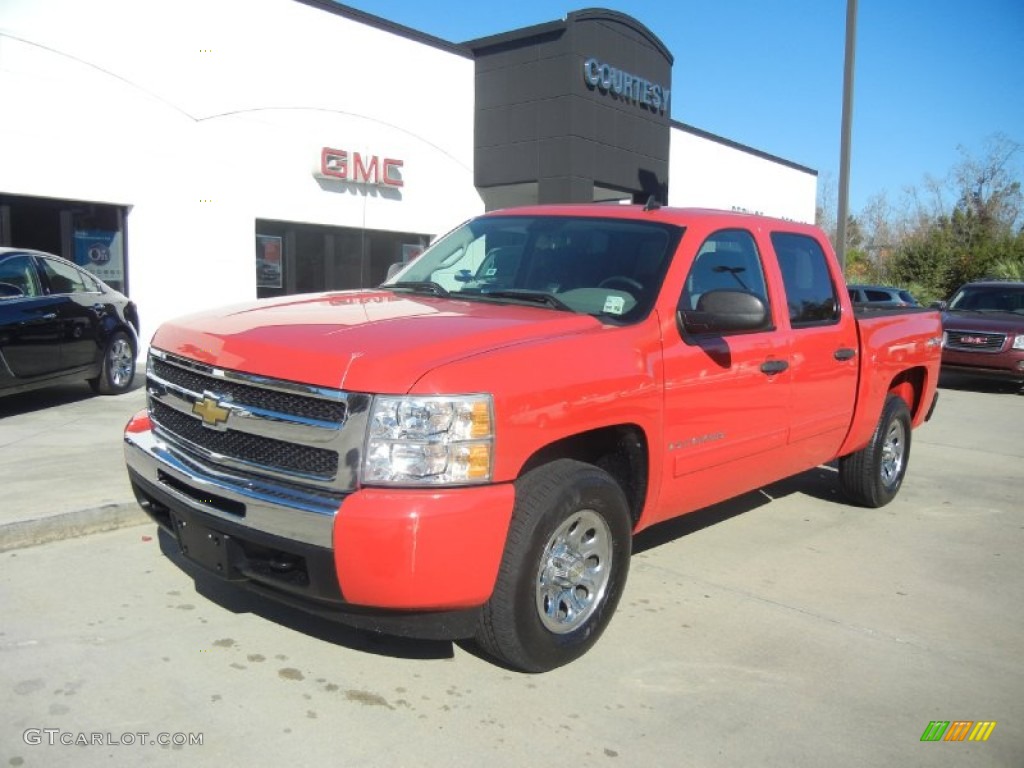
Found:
[315,147,404,187]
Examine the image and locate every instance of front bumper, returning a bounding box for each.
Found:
[124,411,516,637]
[941,347,1024,380]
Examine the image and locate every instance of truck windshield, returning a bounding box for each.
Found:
[385,215,682,323]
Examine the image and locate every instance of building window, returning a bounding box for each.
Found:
[255,220,430,299]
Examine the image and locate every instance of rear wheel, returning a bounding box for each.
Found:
[476,459,632,672]
[839,394,912,507]
[88,330,135,395]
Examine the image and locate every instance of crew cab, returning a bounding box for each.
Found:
[123,205,942,672]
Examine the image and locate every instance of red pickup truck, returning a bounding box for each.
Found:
[124,205,941,671]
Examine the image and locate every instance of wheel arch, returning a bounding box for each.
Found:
[888,366,927,420]
[517,424,649,528]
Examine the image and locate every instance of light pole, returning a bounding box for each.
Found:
[836,0,858,270]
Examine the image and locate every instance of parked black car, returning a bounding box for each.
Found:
[847,284,920,308]
[0,247,140,398]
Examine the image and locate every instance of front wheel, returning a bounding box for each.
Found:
[476,459,632,672]
[88,330,136,395]
[839,394,912,508]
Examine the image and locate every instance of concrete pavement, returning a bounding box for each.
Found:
[0,372,148,552]
[0,372,1021,767]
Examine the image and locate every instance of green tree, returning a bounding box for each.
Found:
[886,134,1023,302]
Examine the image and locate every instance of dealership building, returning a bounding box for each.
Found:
[0,0,816,342]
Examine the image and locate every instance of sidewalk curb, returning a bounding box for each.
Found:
[0,503,150,553]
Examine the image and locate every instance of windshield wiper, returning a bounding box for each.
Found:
[480,289,573,312]
[388,281,450,298]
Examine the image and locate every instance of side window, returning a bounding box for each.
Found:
[39,257,89,295]
[0,255,43,298]
[771,232,840,327]
[679,228,769,316]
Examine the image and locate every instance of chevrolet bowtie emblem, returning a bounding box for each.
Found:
[192,395,230,429]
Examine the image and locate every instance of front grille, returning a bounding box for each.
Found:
[151,400,338,478]
[945,330,1006,352]
[151,357,346,423]
[146,350,371,491]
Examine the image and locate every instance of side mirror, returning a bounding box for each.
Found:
[678,290,769,335]
[385,262,404,281]
[0,281,26,299]
[929,300,947,310]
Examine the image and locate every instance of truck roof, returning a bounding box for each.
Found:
[481,203,820,233]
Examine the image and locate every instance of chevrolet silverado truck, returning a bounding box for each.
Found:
[124,205,942,672]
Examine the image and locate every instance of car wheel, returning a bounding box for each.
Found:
[476,459,632,672]
[839,393,912,508]
[89,330,136,395]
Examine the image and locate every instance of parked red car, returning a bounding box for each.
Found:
[939,280,1024,384]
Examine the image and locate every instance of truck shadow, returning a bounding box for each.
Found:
[634,464,842,554]
[157,528,457,662]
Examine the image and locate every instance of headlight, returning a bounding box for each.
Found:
[1012,334,1024,351]
[363,394,494,486]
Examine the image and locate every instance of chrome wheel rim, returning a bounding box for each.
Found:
[535,509,613,634]
[109,338,134,388]
[880,419,906,489]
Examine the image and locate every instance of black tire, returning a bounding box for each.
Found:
[88,330,136,395]
[476,459,632,672]
[838,394,912,508]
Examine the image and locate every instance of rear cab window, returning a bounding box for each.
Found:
[771,232,841,327]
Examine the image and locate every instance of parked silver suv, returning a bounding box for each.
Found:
[848,284,920,308]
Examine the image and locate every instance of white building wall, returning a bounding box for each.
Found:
[2,1,819,345]
[668,126,817,223]
[0,0,481,343]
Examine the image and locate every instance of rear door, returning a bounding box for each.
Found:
[36,255,104,370]
[0,252,65,380]
[769,231,859,465]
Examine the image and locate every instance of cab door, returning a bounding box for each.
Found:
[657,228,792,521]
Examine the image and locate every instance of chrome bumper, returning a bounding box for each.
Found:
[124,428,342,548]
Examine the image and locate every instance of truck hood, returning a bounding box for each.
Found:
[150,290,601,392]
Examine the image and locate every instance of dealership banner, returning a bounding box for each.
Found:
[74,230,124,283]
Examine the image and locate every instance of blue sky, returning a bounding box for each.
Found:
[342,0,1023,215]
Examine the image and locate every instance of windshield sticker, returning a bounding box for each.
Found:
[603,295,625,315]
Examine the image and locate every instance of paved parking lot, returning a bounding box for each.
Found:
[1,373,1022,767]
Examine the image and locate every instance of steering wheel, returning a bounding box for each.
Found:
[598,276,643,293]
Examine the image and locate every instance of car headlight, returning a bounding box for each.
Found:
[1013,334,1024,351]
[363,394,494,486]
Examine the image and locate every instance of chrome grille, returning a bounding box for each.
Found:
[146,349,371,491]
[945,330,1006,352]
[151,357,347,423]
[150,400,338,478]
